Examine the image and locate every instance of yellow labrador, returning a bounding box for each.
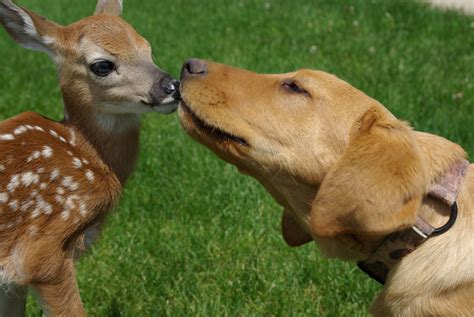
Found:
[178,59,474,316]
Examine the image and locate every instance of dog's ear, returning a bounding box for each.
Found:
[311,107,428,238]
[281,209,313,247]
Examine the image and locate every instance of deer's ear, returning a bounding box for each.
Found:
[95,0,123,16]
[311,107,428,238]
[0,1,61,55]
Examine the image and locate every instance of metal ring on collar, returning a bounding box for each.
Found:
[432,201,458,236]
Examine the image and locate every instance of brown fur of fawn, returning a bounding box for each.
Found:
[0,0,179,315]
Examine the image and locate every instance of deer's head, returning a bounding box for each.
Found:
[0,0,179,117]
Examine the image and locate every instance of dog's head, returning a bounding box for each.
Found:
[179,59,434,256]
[179,59,367,181]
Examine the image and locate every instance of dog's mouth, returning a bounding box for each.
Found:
[180,102,249,147]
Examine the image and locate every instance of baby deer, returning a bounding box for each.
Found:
[0,0,179,315]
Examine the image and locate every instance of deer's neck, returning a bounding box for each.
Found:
[61,92,141,185]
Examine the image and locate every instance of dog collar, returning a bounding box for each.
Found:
[358,159,470,285]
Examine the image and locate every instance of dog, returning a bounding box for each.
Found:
[177,59,474,316]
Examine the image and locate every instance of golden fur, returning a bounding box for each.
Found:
[178,60,473,316]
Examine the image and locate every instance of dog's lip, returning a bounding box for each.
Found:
[180,101,249,147]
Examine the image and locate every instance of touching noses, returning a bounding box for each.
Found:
[163,78,180,99]
[149,73,181,105]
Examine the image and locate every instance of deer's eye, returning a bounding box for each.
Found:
[282,80,309,96]
[90,60,115,77]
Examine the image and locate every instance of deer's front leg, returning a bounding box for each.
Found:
[0,284,27,317]
[33,259,85,317]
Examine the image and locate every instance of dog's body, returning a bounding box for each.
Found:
[178,60,474,316]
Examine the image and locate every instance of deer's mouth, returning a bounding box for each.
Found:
[141,100,178,114]
[180,101,249,146]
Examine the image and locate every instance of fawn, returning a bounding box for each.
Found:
[0,0,179,315]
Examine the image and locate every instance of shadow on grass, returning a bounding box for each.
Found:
[106,298,124,317]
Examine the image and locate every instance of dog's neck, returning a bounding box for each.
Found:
[257,131,468,259]
[250,167,317,231]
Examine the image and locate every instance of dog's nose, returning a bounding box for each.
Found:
[181,59,207,79]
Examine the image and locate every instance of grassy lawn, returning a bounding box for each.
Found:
[0,0,473,315]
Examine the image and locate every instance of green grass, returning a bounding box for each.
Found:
[0,0,473,315]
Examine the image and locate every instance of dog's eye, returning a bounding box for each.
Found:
[90,60,116,77]
[282,80,308,95]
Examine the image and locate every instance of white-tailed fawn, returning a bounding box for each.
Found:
[0,0,179,315]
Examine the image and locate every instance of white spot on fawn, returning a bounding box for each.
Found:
[31,207,41,219]
[82,158,89,165]
[27,151,41,162]
[37,167,45,174]
[0,134,14,141]
[29,226,38,236]
[42,146,52,158]
[38,198,52,215]
[72,157,82,169]
[50,168,60,181]
[61,209,70,220]
[61,195,80,220]
[20,172,40,187]
[13,125,27,135]
[69,129,77,147]
[65,199,75,211]
[8,200,19,211]
[39,183,47,190]
[79,201,88,217]
[34,126,44,132]
[0,193,8,204]
[67,151,73,156]
[7,175,20,193]
[59,136,67,143]
[85,170,95,183]
[0,165,5,172]
[49,130,59,138]
[62,176,78,191]
[25,125,34,130]
[55,195,65,205]
[31,194,53,218]
[20,200,34,212]
[56,187,65,195]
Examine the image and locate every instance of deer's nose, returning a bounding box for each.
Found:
[149,74,180,105]
[181,59,207,79]
[164,79,180,95]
